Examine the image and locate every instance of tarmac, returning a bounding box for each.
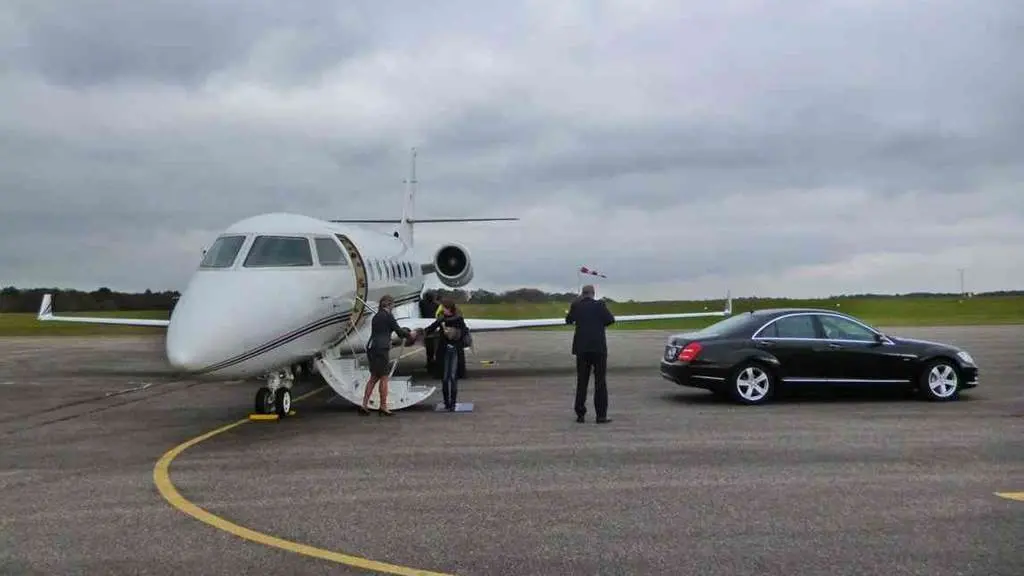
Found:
[1,325,1022,575]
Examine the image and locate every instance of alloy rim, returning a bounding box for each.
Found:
[737,367,770,401]
[928,364,958,397]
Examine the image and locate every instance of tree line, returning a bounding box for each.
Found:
[1,285,1020,314]
[0,287,180,313]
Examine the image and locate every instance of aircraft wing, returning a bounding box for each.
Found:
[396,294,733,334]
[36,294,171,328]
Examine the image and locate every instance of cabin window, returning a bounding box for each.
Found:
[200,235,246,268]
[375,260,383,279]
[243,236,313,267]
[314,237,349,266]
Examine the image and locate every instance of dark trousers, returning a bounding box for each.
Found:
[424,335,439,373]
[432,340,466,379]
[574,351,608,419]
[442,344,460,408]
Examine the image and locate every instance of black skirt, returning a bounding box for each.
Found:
[367,350,391,377]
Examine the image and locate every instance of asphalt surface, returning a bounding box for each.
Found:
[1,326,1022,575]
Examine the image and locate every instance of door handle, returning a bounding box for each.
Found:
[827,342,842,349]
[755,340,775,348]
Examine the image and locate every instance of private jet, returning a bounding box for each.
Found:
[37,154,733,415]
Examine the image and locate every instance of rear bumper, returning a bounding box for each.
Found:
[660,362,725,390]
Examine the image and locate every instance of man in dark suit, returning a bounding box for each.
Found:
[565,284,615,424]
[418,291,440,376]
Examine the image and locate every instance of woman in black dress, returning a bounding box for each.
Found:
[424,299,469,411]
[361,294,417,416]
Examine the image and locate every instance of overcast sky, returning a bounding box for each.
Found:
[2,0,1022,300]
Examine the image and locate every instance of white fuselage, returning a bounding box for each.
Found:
[164,213,427,379]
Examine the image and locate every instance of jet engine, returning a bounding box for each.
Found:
[432,243,474,288]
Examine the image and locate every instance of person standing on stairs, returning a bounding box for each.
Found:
[360,294,417,416]
[424,299,469,411]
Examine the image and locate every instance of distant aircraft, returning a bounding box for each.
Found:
[37,150,732,415]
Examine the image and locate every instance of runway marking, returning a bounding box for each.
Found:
[105,382,153,397]
[153,348,453,576]
[995,492,1024,502]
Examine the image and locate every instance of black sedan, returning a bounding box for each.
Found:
[659,308,979,405]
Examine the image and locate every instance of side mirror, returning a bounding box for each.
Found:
[873,332,887,344]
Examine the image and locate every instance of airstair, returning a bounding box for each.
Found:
[312,299,436,411]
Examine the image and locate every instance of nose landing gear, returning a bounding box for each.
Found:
[253,367,294,418]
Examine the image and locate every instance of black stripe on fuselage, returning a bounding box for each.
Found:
[194,291,422,375]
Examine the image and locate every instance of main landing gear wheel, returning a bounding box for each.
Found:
[730,362,774,405]
[919,359,960,401]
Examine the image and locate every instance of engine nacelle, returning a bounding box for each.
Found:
[432,243,474,288]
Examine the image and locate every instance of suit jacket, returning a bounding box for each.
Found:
[367,309,411,354]
[565,296,615,355]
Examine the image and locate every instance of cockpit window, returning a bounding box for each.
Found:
[243,236,313,267]
[314,237,349,266]
[200,235,246,268]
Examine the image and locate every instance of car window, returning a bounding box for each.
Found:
[759,315,818,338]
[817,315,877,341]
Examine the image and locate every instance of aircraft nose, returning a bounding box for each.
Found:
[165,287,223,373]
[166,318,208,372]
[166,331,202,371]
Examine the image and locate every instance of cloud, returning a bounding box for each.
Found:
[1,0,1022,299]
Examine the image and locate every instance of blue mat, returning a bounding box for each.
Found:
[433,402,474,412]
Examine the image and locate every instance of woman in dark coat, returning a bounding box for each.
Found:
[361,294,416,416]
[424,299,469,411]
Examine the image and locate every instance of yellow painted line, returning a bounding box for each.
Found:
[995,492,1024,502]
[153,382,455,576]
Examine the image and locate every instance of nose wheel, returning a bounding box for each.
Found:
[254,387,292,417]
[254,368,295,418]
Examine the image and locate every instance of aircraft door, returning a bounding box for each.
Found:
[334,234,370,339]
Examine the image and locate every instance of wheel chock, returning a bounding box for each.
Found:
[248,413,279,421]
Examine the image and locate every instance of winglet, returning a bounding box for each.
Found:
[725,290,732,315]
[37,293,53,320]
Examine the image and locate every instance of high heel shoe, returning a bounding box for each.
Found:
[379,409,394,417]
[358,406,370,416]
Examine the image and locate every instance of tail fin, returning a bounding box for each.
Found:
[398,147,417,247]
[328,148,518,245]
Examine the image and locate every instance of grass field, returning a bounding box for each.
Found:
[1,295,1021,337]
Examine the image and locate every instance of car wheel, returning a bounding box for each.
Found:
[919,359,960,401]
[730,362,774,405]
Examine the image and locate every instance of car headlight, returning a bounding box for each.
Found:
[956,351,975,365]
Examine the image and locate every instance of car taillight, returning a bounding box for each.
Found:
[677,342,702,362]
